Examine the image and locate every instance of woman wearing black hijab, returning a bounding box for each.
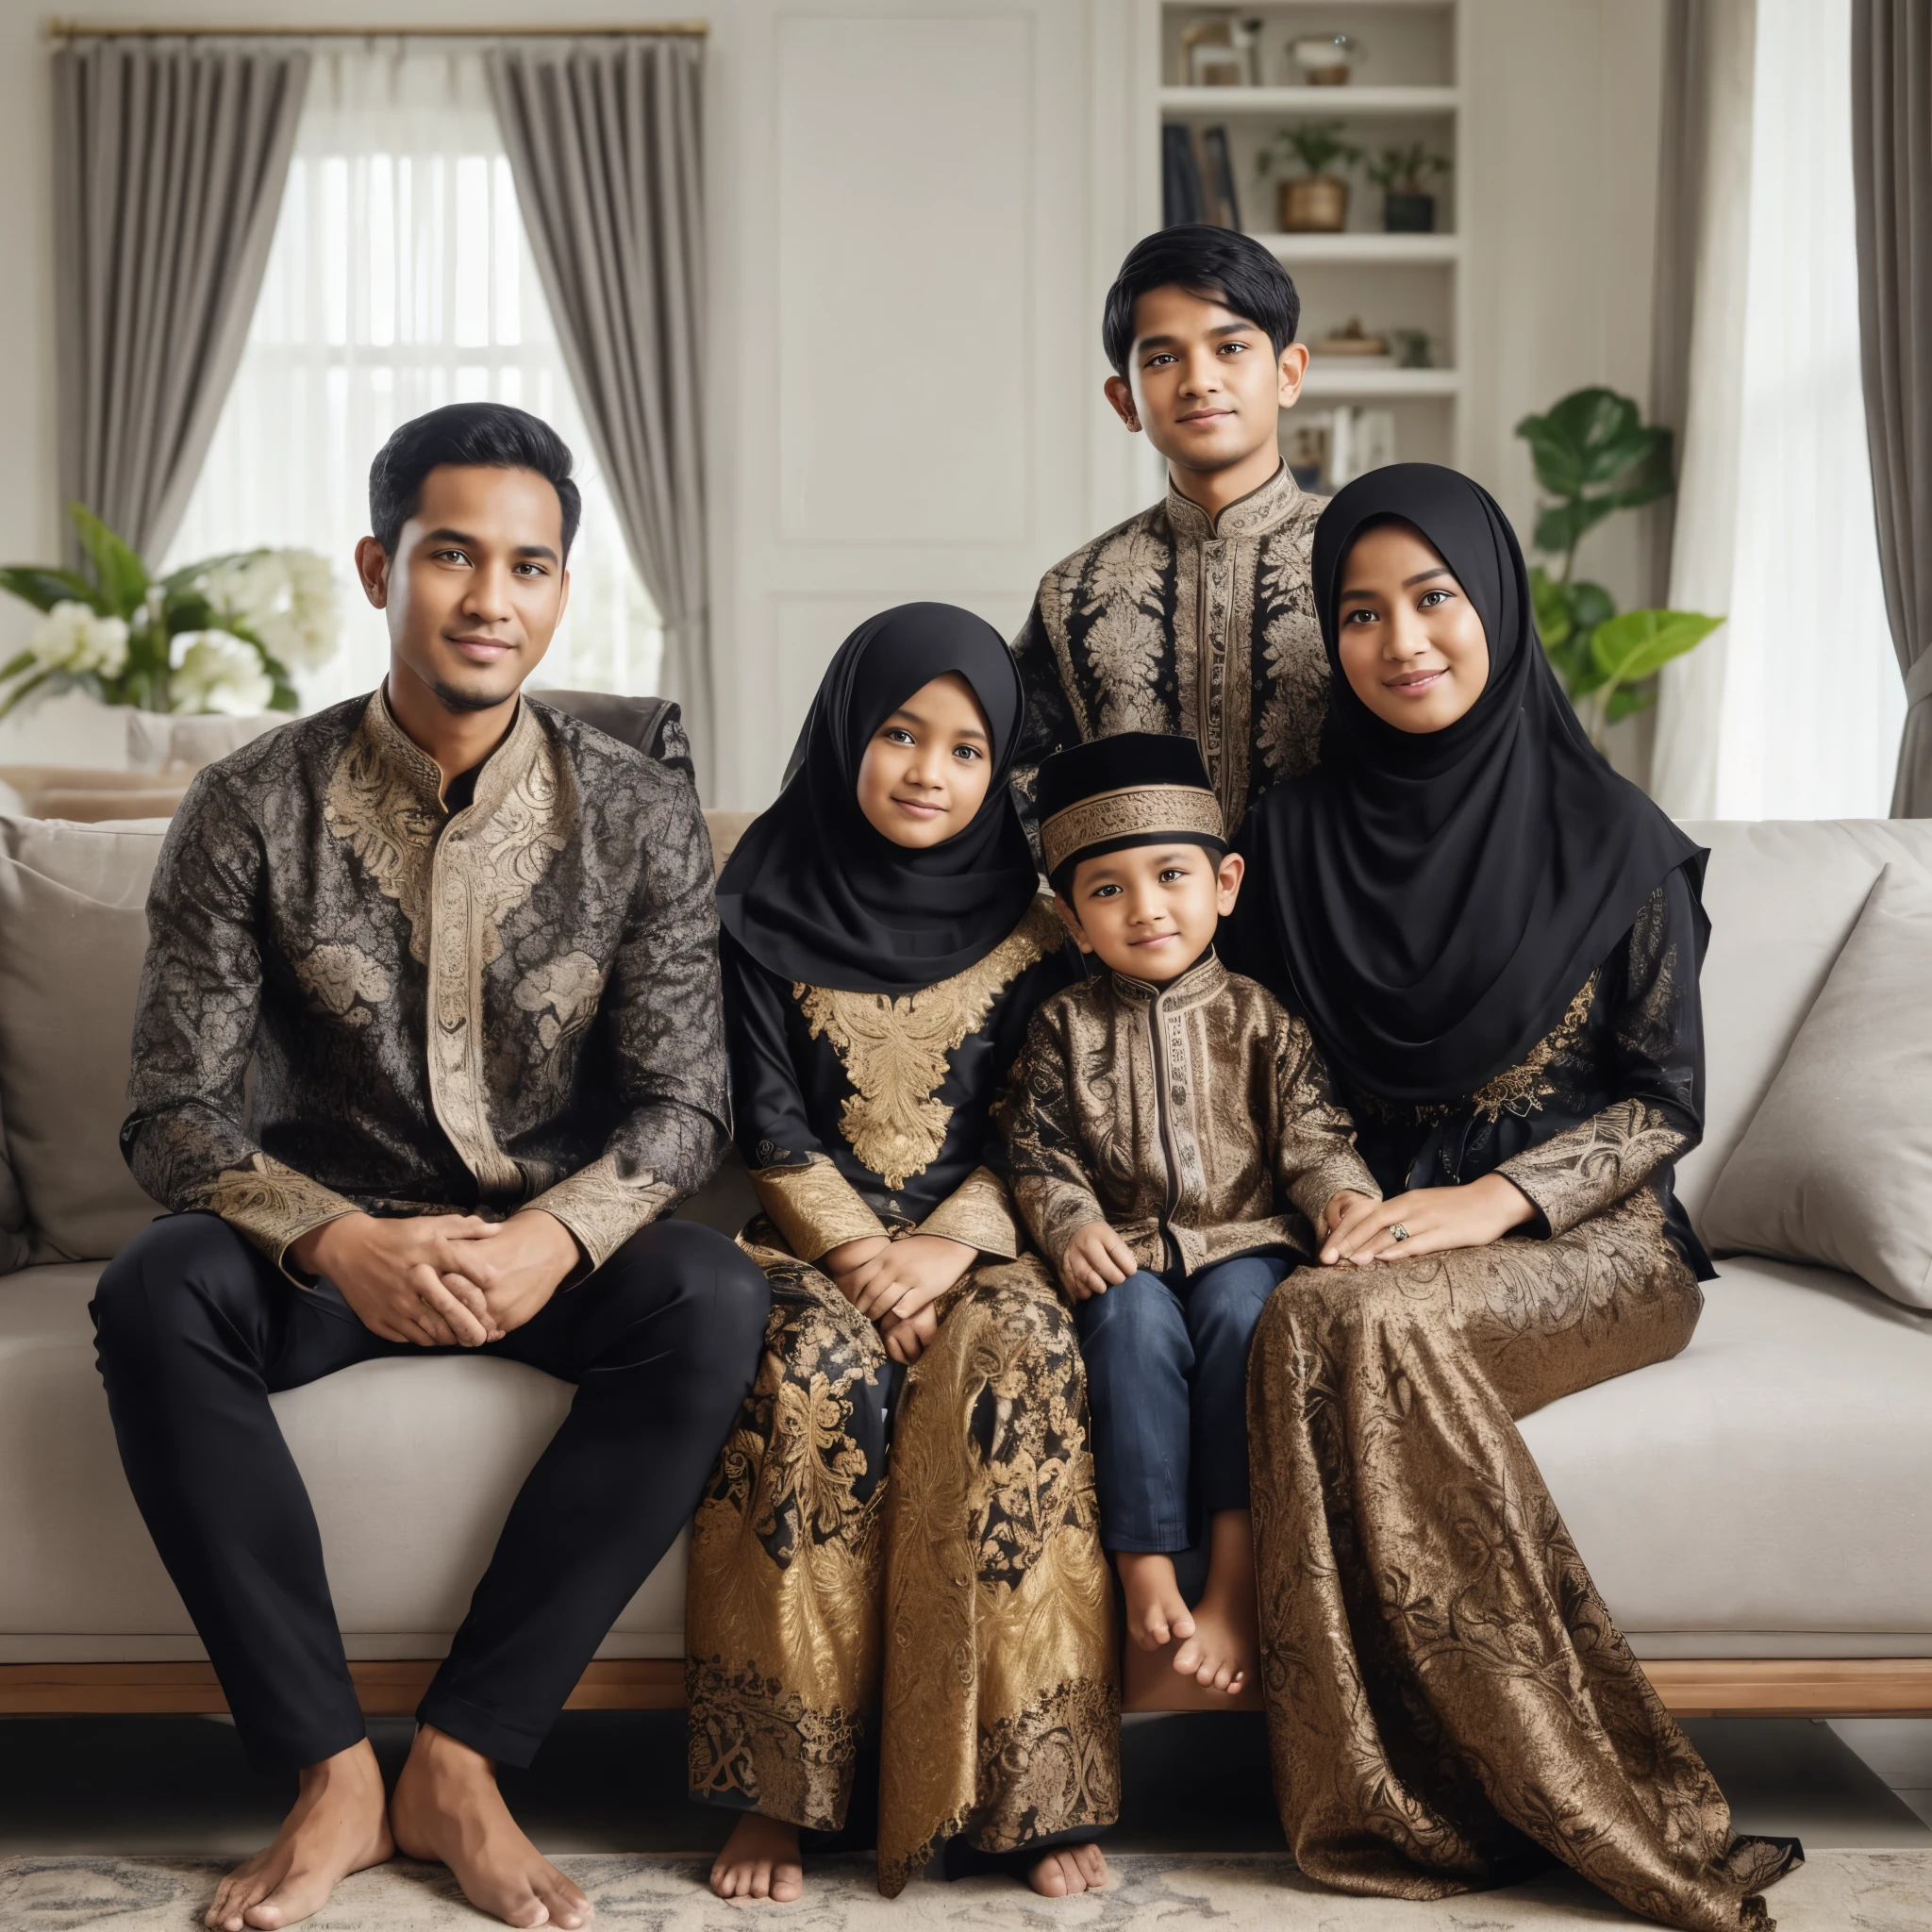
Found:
[690,606,1115,1904]
[1224,469,1799,1930]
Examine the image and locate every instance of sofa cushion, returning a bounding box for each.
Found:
[0,1262,685,1656]
[1700,865,1932,1309]
[0,818,168,1261]
[1524,1255,1932,1640]
[1674,819,1932,1224]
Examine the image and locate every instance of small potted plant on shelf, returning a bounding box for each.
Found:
[1365,143,1452,232]
[1257,122,1359,232]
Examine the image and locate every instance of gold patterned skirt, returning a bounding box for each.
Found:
[1247,1190,1800,1931]
[685,1225,1119,1896]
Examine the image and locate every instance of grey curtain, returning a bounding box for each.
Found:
[52,37,308,566]
[1852,0,1932,817]
[487,38,713,786]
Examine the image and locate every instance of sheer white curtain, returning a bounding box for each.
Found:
[1653,0,1904,818]
[167,42,662,710]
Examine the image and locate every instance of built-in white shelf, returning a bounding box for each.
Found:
[1253,231,1460,264]
[1159,86,1461,116]
[1298,364,1461,398]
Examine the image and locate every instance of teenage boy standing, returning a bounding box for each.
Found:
[1011,227,1324,835]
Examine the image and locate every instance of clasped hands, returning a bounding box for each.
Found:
[288,1208,581,1347]
[821,1232,978,1365]
[1057,1175,1536,1298]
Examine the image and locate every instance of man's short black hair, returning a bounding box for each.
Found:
[1102,225,1301,379]
[368,402,582,558]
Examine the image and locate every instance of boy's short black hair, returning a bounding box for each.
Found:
[1102,225,1301,379]
[368,402,582,558]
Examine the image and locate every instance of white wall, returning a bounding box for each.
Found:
[0,0,1663,798]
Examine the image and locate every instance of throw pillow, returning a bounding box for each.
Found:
[1702,862,1932,1308]
[0,818,168,1261]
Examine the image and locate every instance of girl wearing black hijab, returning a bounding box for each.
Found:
[690,606,1115,1904]
[1224,468,1799,1930]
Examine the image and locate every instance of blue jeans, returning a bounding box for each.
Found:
[1074,1254,1286,1555]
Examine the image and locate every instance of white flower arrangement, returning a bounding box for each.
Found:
[0,506,340,721]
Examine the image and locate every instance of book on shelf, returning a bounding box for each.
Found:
[1199,126,1241,231]
[1161,123,1205,225]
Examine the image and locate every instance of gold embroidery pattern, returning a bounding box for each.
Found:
[1247,1191,1798,1924]
[875,1256,1118,1892]
[686,1235,889,1830]
[321,710,441,961]
[528,1153,675,1269]
[206,1153,354,1267]
[917,1164,1022,1257]
[1468,973,1600,1122]
[795,900,1062,1191]
[1074,525,1171,737]
[1040,786,1224,878]
[752,1153,889,1261]
[1497,1096,1691,1239]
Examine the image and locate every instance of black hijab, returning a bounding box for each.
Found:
[1233,463,1704,1105]
[717,602,1041,996]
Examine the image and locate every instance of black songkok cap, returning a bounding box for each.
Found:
[1037,732,1225,887]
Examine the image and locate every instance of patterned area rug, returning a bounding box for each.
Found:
[3,1852,1928,1931]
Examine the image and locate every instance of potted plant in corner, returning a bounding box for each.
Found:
[1365,143,1451,232]
[0,505,336,723]
[1257,122,1359,232]
[1515,387,1722,752]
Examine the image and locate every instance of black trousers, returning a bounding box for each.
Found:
[92,1210,769,1773]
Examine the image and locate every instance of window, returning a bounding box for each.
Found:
[168,42,661,708]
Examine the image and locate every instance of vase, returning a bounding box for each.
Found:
[1384,191,1436,232]
[1280,176,1348,232]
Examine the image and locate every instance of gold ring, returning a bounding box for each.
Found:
[1391,1224,1411,1242]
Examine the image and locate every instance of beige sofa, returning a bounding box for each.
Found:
[1,810,1929,1724]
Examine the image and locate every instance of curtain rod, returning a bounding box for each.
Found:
[45,19,708,37]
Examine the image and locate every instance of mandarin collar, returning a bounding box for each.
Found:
[1108,945,1228,1008]
[1163,461,1302,543]
[366,684,538,818]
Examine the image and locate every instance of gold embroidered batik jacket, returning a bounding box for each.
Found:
[1005,951,1376,1279]
[723,897,1079,1261]
[123,690,728,1277]
[1343,872,1714,1274]
[1010,462,1327,838]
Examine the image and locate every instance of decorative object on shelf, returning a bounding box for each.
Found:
[1198,126,1242,229]
[1257,122,1360,232]
[1392,328,1433,368]
[1183,15,1263,88]
[1285,420,1328,491]
[1162,122,1207,225]
[1515,387,1720,746]
[1312,317,1391,360]
[1282,407,1397,492]
[1365,142,1451,232]
[0,505,335,720]
[1290,33,1360,86]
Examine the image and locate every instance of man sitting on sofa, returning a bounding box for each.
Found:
[92,402,770,1932]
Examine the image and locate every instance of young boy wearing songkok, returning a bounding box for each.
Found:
[1003,732,1377,1696]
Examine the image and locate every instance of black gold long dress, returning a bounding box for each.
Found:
[1245,870,1801,1930]
[685,896,1120,1895]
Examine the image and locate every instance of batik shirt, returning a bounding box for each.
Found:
[1009,462,1328,837]
[724,897,1077,1263]
[123,689,727,1280]
[1339,873,1715,1276]
[1004,950,1377,1279]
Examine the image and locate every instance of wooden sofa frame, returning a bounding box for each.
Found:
[4,1656,1928,1720]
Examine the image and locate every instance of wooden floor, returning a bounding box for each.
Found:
[5,1655,1931,1720]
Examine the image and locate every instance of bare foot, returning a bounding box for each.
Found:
[709,1812,804,1905]
[390,1724,589,1929]
[203,1740,391,1931]
[1116,1551,1195,1652]
[1171,1508,1258,1695]
[1029,1842,1108,1895]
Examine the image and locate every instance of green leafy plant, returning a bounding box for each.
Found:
[1514,388,1721,743]
[0,505,338,721]
[1363,142,1451,193]
[1256,122,1360,181]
